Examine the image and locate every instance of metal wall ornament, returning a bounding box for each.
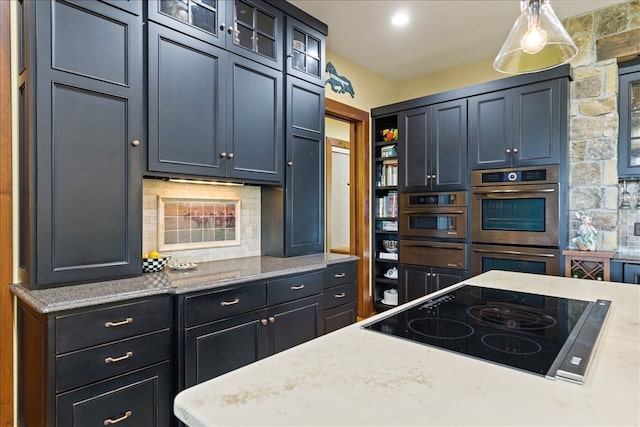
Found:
[325,62,355,98]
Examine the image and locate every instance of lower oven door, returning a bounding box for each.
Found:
[471,243,560,276]
[400,240,467,270]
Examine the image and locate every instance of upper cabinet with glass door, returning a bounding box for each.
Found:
[285,17,325,86]
[619,60,640,178]
[148,0,283,69]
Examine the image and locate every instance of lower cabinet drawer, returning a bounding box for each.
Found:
[322,282,357,310]
[57,361,172,427]
[267,270,323,306]
[184,282,267,327]
[324,262,357,288]
[56,329,171,392]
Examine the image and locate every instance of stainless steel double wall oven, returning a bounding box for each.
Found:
[470,165,561,276]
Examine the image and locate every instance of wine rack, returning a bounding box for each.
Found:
[563,250,614,281]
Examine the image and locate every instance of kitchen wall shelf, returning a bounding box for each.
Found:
[563,250,614,281]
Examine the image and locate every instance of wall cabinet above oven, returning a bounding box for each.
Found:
[399,99,468,192]
[468,79,566,170]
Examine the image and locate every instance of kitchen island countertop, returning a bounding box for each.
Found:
[174,270,640,427]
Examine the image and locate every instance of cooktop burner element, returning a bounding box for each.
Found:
[363,285,611,384]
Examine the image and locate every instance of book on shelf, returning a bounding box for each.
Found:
[379,252,398,260]
[381,220,398,231]
[376,159,398,187]
[376,191,398,218]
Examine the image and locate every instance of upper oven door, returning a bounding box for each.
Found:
[400,207,467,239]
[471,183,559,247]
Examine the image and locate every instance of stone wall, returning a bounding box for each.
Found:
[565,0,640,251]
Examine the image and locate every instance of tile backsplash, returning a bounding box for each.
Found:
[143,179,261,263]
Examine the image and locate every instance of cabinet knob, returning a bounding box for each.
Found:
[220,23,226,31]
[227,26,234,35]
[505,148,511,154]
[287,161,294,166]
[426,272,431,277]
[227,153,234,159]
[220,152,227,158]
[513,148,519,154]
[131,140,140,147]
[268,316,275,324]
[431,174,436,179]
[426,174,431,179]
[261,319,268,326]
[287,52,293,58]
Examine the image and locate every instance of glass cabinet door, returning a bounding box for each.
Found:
[619,62,640,178]
[149,0,227,47]
[229,0,282,69]
[286,17,325,86]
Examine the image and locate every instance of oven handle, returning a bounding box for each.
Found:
[402,209,465,214]
[473,248,556,258]
[402,242,466,250]
[473,188,555,195]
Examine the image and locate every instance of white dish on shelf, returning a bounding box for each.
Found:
[380,299,398,306]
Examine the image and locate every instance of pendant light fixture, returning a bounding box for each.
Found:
[493,0,578,74]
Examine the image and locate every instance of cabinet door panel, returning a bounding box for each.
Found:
[399,264,432,304]
[227,54,283,182]
[432,100,467,190]
[513,80,560,165]
[400,106,429,190]
[431,267,466,290]
[148,23,226,177]
[185,310,267,387]
[619,70,640,177]
[285,16,325,86]
[269,295,321,354]
[468,91,512,170]
[323,302,357,334]
[51,0,129,84]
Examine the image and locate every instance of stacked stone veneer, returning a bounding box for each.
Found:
[142,178,261,263]
[564,0,640,251]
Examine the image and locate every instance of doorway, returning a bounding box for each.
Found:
[324,98,372,318]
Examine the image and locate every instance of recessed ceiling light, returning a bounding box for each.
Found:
[391,12,409,27]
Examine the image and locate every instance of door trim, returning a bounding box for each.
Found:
[0,0,14,424]
[324,98,372,318]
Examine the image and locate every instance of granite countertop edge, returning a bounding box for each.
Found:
[11,254,359,314]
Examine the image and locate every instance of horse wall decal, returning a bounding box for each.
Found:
[325,62,355,98]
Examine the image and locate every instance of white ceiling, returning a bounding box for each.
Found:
[288,0,624,81]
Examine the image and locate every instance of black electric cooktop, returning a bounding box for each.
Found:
[363,285,611,383]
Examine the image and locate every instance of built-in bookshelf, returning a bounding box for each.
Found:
[372,115,399,311]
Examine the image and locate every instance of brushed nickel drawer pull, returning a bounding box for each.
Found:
[334,273,346,278]
[104,411,132,425]
[105,351,133,364]
[290,284,305,290]
[104,318,133,328]
[220,298,240,306]
[334,292,346,298]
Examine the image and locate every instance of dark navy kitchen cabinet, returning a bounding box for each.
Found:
[19,0,143,288]
[262,76,325,256]
[148,0,283,70]
[17,296,173,427]
[618,60,640,178]
[285,16,325,86]
[399,265,466,304]
[322,261,358,333]
[399,99,467,192]
[469,79,563,169]
[147,22,283,183]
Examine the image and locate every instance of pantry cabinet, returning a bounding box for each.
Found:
[468,79,563,169]
[399,99,467,192]
[19,0,143,288]
[147,22,283,183]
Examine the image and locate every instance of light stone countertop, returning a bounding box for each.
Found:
[11,253,358,313]
[174,270,640,427]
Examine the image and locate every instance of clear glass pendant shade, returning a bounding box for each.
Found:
[493,0,578,74]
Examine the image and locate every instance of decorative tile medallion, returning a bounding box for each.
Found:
[158,197,240,251]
